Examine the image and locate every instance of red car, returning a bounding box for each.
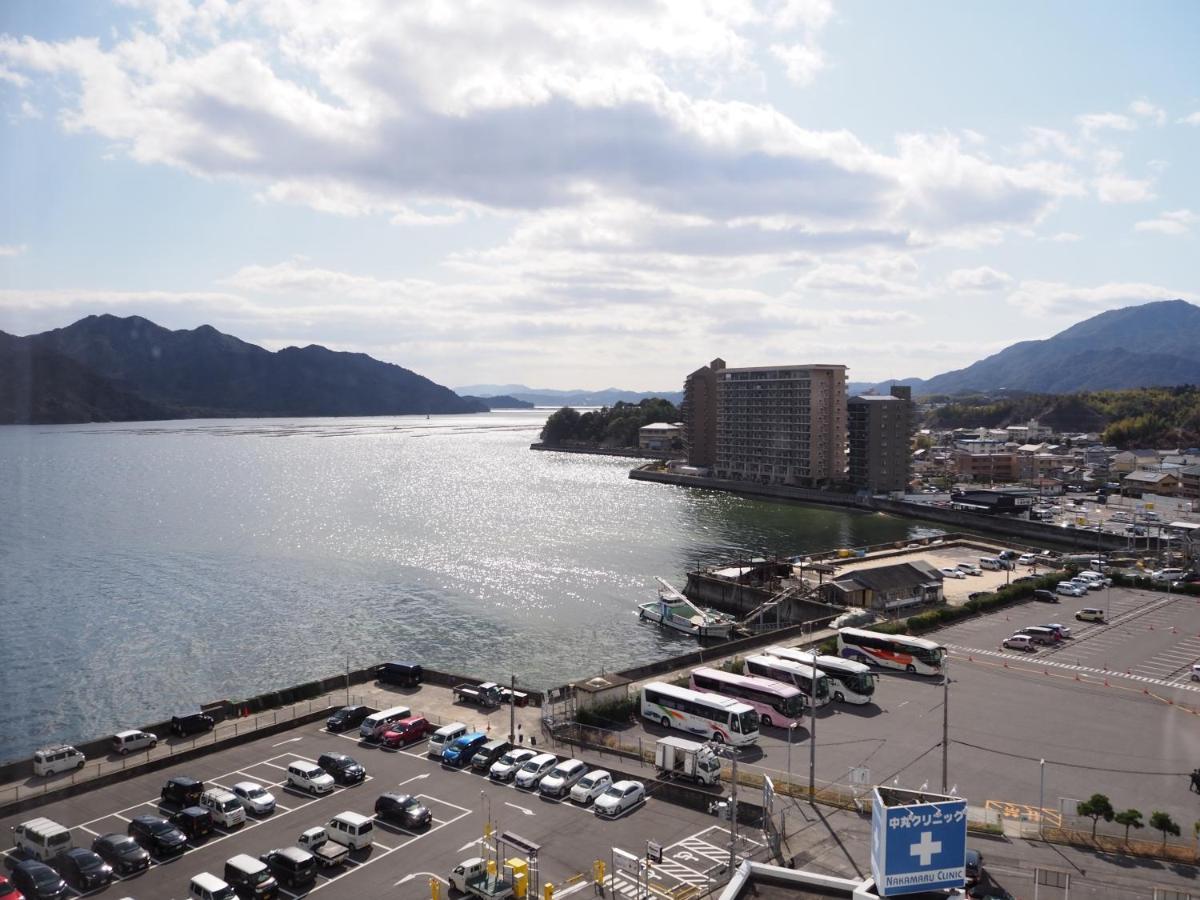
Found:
[380,716,432,748]
[0,875,26,900]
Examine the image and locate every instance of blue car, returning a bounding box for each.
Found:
[441,732,489,768]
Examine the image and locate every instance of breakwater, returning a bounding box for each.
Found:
[629,467,1140,552]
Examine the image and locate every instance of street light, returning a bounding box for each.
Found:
[786,721,799,799]
[508,674,517,743]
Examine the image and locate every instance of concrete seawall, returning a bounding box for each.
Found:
[530,442,679,460]
[629,467,1139,552]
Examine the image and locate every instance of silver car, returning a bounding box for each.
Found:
[231,781,276,815]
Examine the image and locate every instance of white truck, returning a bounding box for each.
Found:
[654,736,722,786]
[449,858,514,900]
[296,827,349,870]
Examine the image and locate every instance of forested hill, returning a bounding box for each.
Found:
[539,399,681,448]
[0,314,486,423]
[925,386,1200,448]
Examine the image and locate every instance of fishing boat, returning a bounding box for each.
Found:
[639,578,736,640]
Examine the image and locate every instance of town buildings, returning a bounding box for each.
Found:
[680,358,723,467]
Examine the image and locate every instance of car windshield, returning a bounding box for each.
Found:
[398,796,417,809]
[497,753,516,765]
[148,821,174,835]
[601,786,622,799]
[32,868,61,886]
[519,760,540,772]
[579,776,595,788]
[245,787,265,798]
[250,869,270,885]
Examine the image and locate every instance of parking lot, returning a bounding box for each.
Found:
[833,545,1021,603]
[1,711,746,900]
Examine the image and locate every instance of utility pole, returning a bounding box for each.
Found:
[509,674,517,743]
[941,655,950,794]
[728,749,739,872]
[345,655,351,705]
[808,666,816,800]
[1038,759,1045,839]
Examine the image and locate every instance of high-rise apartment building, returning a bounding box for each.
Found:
[681,358,724,466]
[713,364,848,485]
[847,385,914,493]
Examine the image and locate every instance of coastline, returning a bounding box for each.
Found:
[529,441,681,460]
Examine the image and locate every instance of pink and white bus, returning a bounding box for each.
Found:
[689,667,805,729]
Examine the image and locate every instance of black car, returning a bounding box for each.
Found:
[317,752,366,785]
[171,712,215,737]
[54,848,113,890]
[91,832,151,875]
[169,805,214,840]
[9,859,69,900]
[128,815,188,857]
[374,792,433,829]
[377,661,422,687]
[325,705,374,733]
[161,775,204,806]
[965,848,984,884]
[259,848,317,889]
[1032,589,1059,603]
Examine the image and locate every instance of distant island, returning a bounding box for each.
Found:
[461,394,536,410]
[455,383,683,406]
[0,314,487,424]
[537,398,682,453]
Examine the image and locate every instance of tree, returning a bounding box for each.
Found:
[540,406,581,444]
[1076,794,1114,838]
[1150,810,1180,846]
[1114,809,1143,843]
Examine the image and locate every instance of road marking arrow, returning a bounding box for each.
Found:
[504,801,535,816]
[396,872,450,887]
[271,737,303,747]
[396,773,431,787]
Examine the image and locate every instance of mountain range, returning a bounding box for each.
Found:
[453,384,684,406]
[850,299,1200,396]
[0,315,486,424]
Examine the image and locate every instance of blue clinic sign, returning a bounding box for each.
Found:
[870,788,967,896]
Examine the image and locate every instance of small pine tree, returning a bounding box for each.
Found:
[1150,810,1180,846]
[1114,809,1143,843]
[1077,794,1114,838]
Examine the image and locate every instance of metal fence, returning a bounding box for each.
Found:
[0,694,359,808]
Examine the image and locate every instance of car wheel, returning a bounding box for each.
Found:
[120,747,129,756]
[760,715,772,728]
[149,741,156,750]
[660,716,670,729]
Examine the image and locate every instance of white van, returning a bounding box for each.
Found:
[324,812,374,850]
[32,745,85,777]
[200,789,247,828]
[12,817,74,861]
[112,730,158,756]
[427,722,468,758]
[359,705,412,741]
[979,557,1007,571]
[189,871,236,900]
[286,761,335,794]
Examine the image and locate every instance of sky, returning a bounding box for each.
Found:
[0,1,1197,391]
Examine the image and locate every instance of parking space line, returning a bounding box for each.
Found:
[112,813,131,822]
[75,824,99,836]
[372,840,394,852]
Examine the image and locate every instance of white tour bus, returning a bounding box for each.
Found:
[836,627,945,676]
[641,681,759,746]
[761,645,876,705]
[742,656,832,707]
[689,666,805,728]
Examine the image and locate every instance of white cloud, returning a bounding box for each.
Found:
[1129,99,1166,125]
[1006,280,1189,316]
[1075,111,1136,138]
[1095,173,1155,204]
[1179,111,1200,126]
[771,42,825,86]
[1134,209,1197,236]
[0,243,29,257]
[945,266,1013,292]
[0,3,1072,250]
[1044,231,1082,243]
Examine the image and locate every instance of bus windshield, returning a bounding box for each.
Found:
[844,670,875,695]
[915,646,945,666]
[737,710,758,736]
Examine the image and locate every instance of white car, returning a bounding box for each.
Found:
[1017,554,1037,566]
[570,770,613,805]
[594,780,645,818]
[538,759,588,798]
[489,748,537,782]
[956,563,981,576]
[513,753,557,790]
[1043,623,1072,639]
[939,567,966,579]
[286,760,335,795]
[231,781,276,815]
[1002,635,1036,652]
[1056,582,1085,597]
